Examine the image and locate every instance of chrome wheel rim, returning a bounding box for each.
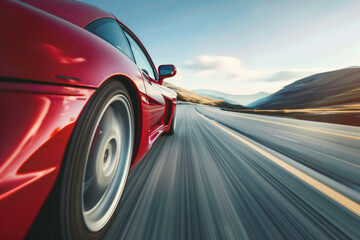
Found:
[81,94,133,232]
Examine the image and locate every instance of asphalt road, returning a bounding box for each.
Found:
[105,104,360,240]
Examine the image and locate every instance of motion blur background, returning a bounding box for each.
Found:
[78,1,360,239]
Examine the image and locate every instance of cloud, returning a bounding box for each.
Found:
[184,55,260,80]
[179,55,332,94]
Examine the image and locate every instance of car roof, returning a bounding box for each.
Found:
[20,0,114,28]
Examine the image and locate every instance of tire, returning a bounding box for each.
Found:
[27,81,134,240]
[164,108,176,135]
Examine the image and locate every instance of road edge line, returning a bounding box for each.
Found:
[208,108,360,140]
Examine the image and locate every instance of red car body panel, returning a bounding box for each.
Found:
[0,0,146,91]
[0,82,95,240]
[0,0,176,239]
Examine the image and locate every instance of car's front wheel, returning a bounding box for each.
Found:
[61,81,134,239]
[28,81,134,240]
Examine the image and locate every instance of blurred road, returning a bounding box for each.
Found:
[105,104,360,239]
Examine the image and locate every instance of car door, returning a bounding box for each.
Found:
[123,30,165,131]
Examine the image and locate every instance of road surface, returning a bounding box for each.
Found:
[105,104,360,239]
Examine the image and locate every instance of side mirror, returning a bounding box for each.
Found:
[158,64,176,84]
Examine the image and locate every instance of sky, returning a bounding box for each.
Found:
[82,0,360,94]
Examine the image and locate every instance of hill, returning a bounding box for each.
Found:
[250,67,360,109]
[193,89,270,106]
[163,82,246,109]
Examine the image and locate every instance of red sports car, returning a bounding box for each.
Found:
[0,0,177,239]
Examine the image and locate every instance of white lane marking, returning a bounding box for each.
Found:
[197,111,360,216]
[205,108,360,140]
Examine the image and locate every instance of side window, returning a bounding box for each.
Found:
[85,18,134,61]
[124,32,157,80]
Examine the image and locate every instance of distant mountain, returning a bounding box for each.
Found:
[163,82,246,109]
[193,89,271,106]
[250,67,360,109]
